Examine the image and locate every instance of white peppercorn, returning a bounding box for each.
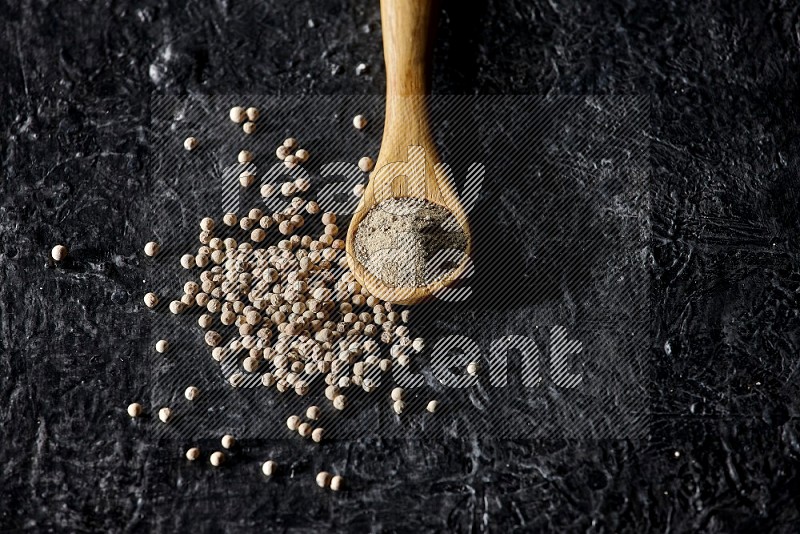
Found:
[144,241,160,257]
[243,121,256,134]
[246,107,259,121]
[306,405,321,420]
[316,471,331,488]
[333,394,347,410]
[221,434,236,449]
[353,115,367,129]
[180,254,195,269]
[184,136,198,151]
[184,386,200,401]
[144,292,159,308]
[155,340,169,353]
[311,427,325,443]
[158,407,172,423]
[238,150,253,164]
[210,451,225,466]
[127,402,142,418]
[298,422,312,438]
[186,447,200,461]
[230,106,246,123]
[330,475,344,491]
[262,460,277,476]
[223,213,238,227]
[51,245,68,261]
[239,171,255,188]
[358,156,374,172]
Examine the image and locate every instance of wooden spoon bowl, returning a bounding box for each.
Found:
[345,0,472,305]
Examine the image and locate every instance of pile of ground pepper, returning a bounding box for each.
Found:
[354,198,468,288]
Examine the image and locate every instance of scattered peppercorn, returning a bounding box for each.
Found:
[127,403,142,418]
[144,293,159,309]
[210,451,225,466]
[51,245,68,261]
[229,107,246,123]
[358,156,374,172]
[184,137,198,151]
[158,407,172,423]
[316,471,332,488]
[353,115,367,129]
[262,460,277,476]
[186,447,200,461]
[144,241,160,257]
[245,107,259,121]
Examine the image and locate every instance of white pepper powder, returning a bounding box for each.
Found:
[354,198,467,287]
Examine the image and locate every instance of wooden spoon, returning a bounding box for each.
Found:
[346,0,473,305]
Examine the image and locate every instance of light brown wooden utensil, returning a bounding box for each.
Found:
[346,0,473,305]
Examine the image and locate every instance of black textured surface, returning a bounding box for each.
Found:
[2,0,800,532]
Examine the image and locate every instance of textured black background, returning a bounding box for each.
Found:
[2,0,800,532]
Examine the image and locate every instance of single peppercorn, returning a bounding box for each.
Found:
[184,137,198,151]
[358,156,374,172]
[229,107,246,123]
[184,386,200,401]
[127,403,142,418]
[186,447,200,461]
[316,471,332,488]
[262,460,277,476]
[210,451,225,467]
[287,415,301,431]
[144,241,160,257]
[297,422,312,438]
[144,293,159,308]
[158,407,172,423]
[51,245,68,261]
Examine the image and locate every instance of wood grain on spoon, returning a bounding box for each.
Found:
[346,0,472,305]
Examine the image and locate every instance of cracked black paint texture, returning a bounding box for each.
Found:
[2,0,800,532]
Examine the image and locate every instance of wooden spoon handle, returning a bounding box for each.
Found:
[376,0,440,199]
[381,0,438,97]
